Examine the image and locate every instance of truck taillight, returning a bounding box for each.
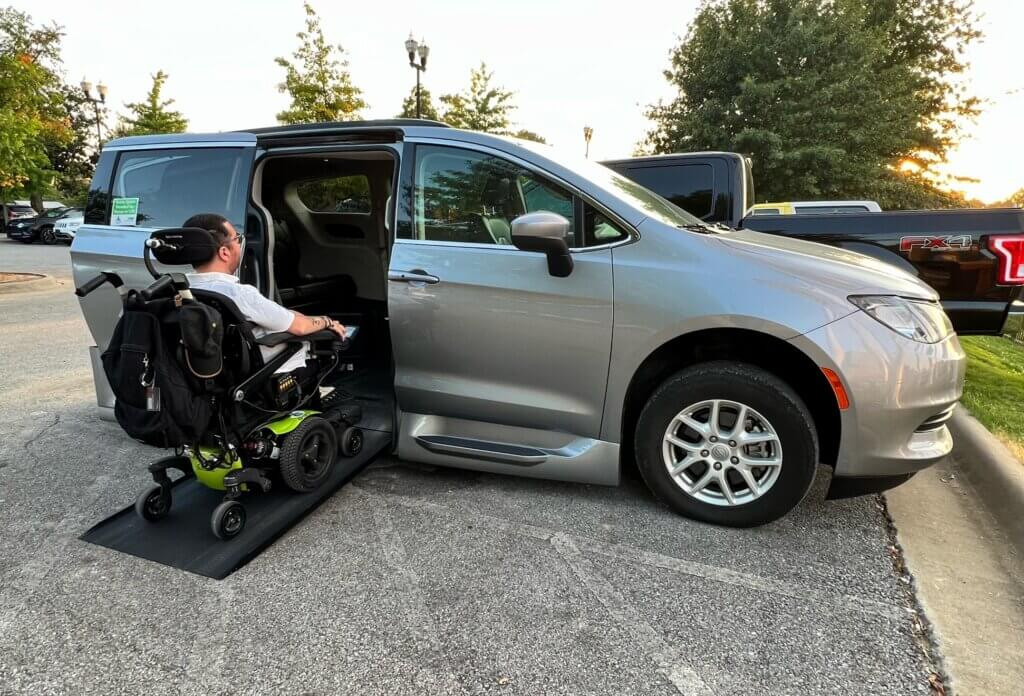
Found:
[988,235,1024,285]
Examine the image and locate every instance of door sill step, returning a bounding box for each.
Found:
[414,435,547,465]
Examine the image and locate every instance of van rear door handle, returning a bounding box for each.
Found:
[388,269,440,284]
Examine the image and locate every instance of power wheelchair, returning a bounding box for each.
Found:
[76,227,364,540]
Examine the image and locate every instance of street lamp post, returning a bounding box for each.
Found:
[583,126,593,159]
[80,78,108,154]
[404,33,430,119]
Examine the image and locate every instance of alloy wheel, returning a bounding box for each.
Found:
[661,398,783,507]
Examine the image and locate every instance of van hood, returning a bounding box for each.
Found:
[716,227,939,300]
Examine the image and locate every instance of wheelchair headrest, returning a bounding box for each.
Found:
[148,227,219,266]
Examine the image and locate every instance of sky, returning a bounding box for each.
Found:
[22,0,1024,203]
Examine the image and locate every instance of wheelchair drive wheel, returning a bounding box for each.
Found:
[340,426,364,457]
[135,484,172,522]
[211,500,246,540]
[279,416,338,493]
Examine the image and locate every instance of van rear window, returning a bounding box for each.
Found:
[110,148,249,229]
[296,175,371,213]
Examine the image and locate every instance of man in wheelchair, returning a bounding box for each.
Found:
[182,213,350,382]
[82,217,365,540]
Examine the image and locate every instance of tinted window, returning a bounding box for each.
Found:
[110,148,250,229]
[411,145,577,246]
[584,205,628,245]
[621,164,714,218]
[296,175,371,213]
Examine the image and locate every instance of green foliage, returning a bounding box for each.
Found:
[0,8,68,201]
[275,2,366,124]
[47,82,95,203]
[440,63,515,133]
[113,70,187,137]
[960,336,1024,457]
[644,0,979,210]
[397,84,440,121]
[509,129,546,144]
[993,188,1024,208]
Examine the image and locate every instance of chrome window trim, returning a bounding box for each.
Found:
[404,136,640,252]
[102,142,256,152]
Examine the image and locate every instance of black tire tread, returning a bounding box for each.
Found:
[635,361,818,527]
[278,417,337,493]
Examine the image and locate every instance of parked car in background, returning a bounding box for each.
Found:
[604,152,1024,335]
[53,208,85,244]
[71,123,965,526]
[7,206,74,244]
[749,200,882,215]
[2,202,36,235]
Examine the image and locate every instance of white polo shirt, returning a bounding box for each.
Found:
[186,271,310,373]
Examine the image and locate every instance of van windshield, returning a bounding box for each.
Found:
[514,140,710,230]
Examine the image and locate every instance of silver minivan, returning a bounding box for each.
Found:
[71,121,965,526]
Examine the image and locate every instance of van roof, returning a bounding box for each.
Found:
[103,119,451,150]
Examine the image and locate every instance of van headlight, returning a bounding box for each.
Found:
[849,295,953,343]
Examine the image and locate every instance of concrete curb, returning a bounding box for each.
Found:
[948,405,1024,556]
[0,273,61,296]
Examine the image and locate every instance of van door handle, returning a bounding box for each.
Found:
[388,269,440,284]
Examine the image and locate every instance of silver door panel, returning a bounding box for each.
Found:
[388,241,614,439]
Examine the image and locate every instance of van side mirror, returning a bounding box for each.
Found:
[510,211,574,278]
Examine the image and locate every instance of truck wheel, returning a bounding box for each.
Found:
[40,226,56,244]
[635,361,817,527]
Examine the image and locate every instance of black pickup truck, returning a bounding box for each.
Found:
[604,153,1024,335]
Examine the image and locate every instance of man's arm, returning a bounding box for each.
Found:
[235,286,348,339]
[288,312,348,339]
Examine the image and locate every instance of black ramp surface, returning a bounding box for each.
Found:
[81,429,391,579]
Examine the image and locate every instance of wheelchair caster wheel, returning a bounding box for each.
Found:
[340,426,363,457]
[211,500,246,540]
[135,484,171,522]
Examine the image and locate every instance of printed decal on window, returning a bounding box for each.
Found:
[111,197,140,226]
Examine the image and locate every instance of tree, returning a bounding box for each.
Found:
[0,9,69,205]
[275,2,366,124]
[397,85,440,120]
[643,0,980,209]
[509,129,546,144]
[993,188,1024,208]
[46,82,96,203]
[113,70,187,137]
[439,63,515,133]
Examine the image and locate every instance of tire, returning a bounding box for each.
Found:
[211,500,246,540]
[278,416,337,492]
[339,426,363,457]
[40,226,55,244]
[635,361,817,527]
[135,484,172,522]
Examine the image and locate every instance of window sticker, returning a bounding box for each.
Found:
[111,197,140,226]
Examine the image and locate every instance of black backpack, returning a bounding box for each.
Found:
[101,297,213,448]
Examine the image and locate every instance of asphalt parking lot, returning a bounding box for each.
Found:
[0,239,939,695]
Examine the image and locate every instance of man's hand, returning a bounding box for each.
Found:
[325,317,348,339]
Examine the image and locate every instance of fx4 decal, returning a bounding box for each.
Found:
[899,235,972,252]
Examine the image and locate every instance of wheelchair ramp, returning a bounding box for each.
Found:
[80,429,390,580]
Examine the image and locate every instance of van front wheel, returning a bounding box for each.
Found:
[635,362,817,527]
